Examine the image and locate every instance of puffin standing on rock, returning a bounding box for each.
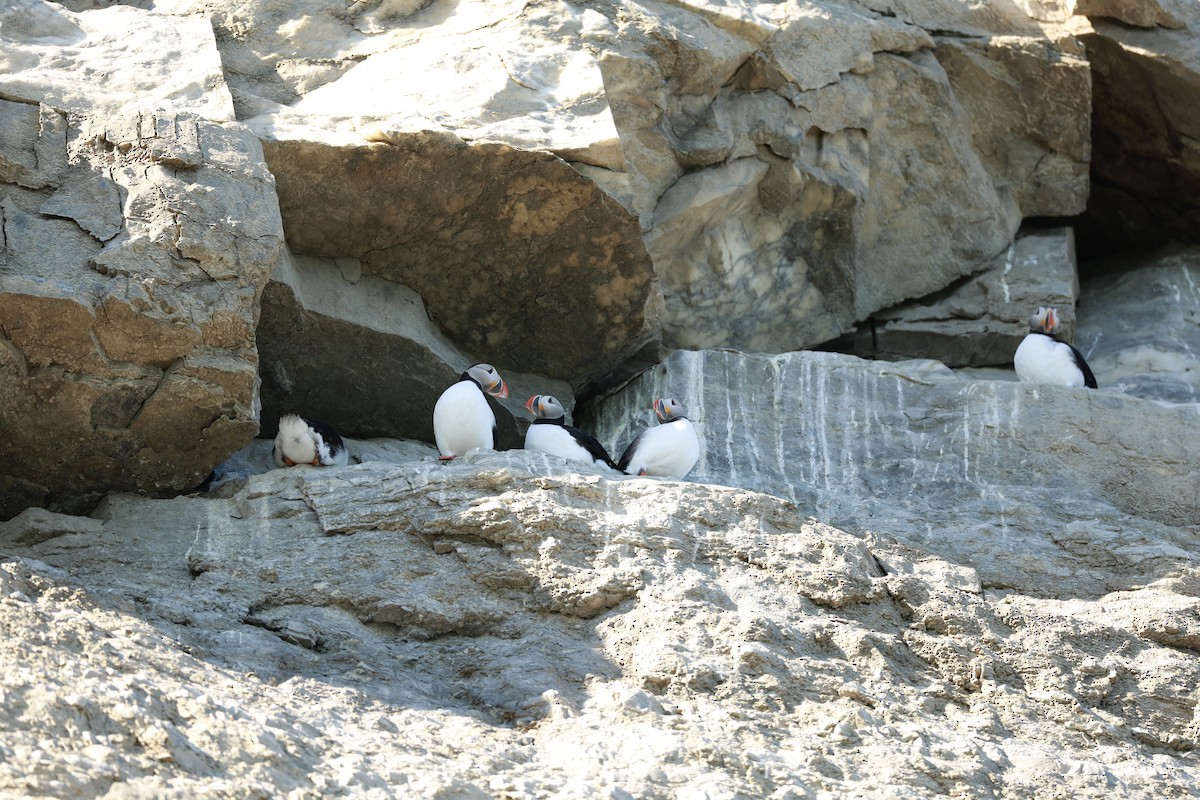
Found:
[273,413,349,468]
[433,363,509,460]
[617,398,700,479]
[1014,306,1098,389]
[524,395,619,470]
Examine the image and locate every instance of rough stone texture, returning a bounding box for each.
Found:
[1077,15,1200,257]
[584,349,1200,596]
[935,35,1091,218]
[828,228,1081,367]
[0,0,235,121]
[256,248,573,448]
[0,451,1197,796]
[1075,0,1190,29]
[203,0,1085,352]
[0,102,283,518]
[261,133,661,392]
[1075,245,1200,404]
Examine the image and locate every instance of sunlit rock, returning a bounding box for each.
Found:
[585,348,1200,594]
[0,102,282,517]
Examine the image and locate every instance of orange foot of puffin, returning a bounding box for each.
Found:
[439,455,456,461]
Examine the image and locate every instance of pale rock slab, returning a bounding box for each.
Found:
[583,349,1200,595]
[0,102,283,517]
[0,452,1197,795]
[0,0,234,121]
[1075,245,1200,404]
[831,227,1081,367]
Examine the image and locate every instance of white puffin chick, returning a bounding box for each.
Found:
[524,395,619,470]
[433,363,508,460]
[617,398,700,479]
[1014,306,1097,389]
[273,413,349,468]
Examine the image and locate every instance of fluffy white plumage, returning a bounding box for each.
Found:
[1013,306,1096,388]
[273,414,349,468]
[1014,334,1088,387]
[618,398,700,478]
[524,395,617,469]
[433,364,508,459]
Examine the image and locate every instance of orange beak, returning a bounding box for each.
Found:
[491,379,509,399]
[653,399,667,420]
[524,395,539,414]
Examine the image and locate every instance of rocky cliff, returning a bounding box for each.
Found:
[1,0,1198,797]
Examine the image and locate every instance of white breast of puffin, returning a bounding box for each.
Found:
[1014,334,1085,387]
[434,381,496,456]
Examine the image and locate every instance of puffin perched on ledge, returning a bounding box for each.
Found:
[273,413,349,467]
[617,397,700,479]
[433,363,508,460]
[1014,306,1098,389]
[524,394,619,470]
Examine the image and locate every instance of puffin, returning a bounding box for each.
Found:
[1013,306,1097,389]
[617,397,700,479]
[433,363,509,460]
[524,394,619,470]
[273,413,349,468]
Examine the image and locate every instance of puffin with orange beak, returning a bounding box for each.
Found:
[433,363,508,460]
[617,398,700,479]
[524,394,619,470]
[273,413,349,468]
[1014,306,1097,389]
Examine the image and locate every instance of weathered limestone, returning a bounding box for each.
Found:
[935,35,1091,218]
[831,228,1081,367]
[584,349,1200,595]
[0,451,1197,795]
[1076,245,1200,404]
[261,133,661,392]
[257,248,573,448]
[0,102,282,517]
[216,0,1088,353]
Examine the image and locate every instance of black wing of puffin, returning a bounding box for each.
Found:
[568,424,620,470]
[1068,343,1098,389]
[306,417,346,452]
[617,430,647,473]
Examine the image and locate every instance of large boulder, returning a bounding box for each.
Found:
[0,452,1196,794]
[260,133,661,393]
[584,349,1200,596]
[212,0,1085,353]
[0,103,282,517]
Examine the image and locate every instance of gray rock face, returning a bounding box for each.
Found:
[1076,245,1200,403]
[0,451,1197,796]
[584,349,1200,596]
[261,133,661,393]
[0,102,282,517]
[833,228,1081,367]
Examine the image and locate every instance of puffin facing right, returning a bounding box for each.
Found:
[1013,306,1097,389]
[617,398,700,479]
[524,394,619,470]
[433,363,509,460]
